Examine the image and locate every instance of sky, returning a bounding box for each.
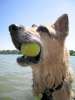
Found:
[0,0,75,50]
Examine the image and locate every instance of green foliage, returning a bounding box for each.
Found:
[0,50,20,54]
[70,50,75,56]
[0,50,75,56]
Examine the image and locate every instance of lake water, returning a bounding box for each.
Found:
[0,55,75,100]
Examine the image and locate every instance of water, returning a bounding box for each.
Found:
[0,55,75,100]
[0,55,33,100]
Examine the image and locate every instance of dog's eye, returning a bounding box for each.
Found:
[37,26,49,33]
[32,24,37,27]
[19,26,25,30]
[19,27,22,29]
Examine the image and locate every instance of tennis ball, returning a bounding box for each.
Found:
[21,42,40,57]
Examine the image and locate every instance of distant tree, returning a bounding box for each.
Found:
[0,50,20,54]
[70,50,75,56]
[0,50,75,56]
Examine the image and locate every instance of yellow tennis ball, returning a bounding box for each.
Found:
[21,42,40,56]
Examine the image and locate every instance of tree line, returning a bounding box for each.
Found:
[0,50,20,54]
[70,50,75,56]
[0,50,75,56]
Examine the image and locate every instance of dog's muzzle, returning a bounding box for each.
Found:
[9,24,43,66]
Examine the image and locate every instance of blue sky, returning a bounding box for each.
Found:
[0,0,75,50]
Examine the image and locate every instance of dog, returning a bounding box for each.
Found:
[9,14,73,100]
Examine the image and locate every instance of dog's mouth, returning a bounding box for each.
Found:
[17,48,41,66]
[17,42,42,66]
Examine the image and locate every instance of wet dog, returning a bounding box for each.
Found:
[9,14,73,100]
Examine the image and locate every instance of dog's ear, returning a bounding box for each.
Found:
[54,14,69,38]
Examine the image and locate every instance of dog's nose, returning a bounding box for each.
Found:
[9,24,18,32]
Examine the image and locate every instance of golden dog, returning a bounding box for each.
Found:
[9,14,73,100]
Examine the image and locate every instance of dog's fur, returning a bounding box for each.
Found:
[31,14,73,100]
[9,14,73,100]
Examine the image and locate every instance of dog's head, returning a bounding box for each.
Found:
[9,14,69,66]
